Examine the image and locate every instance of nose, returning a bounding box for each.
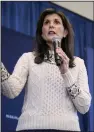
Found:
[49,22,54,28]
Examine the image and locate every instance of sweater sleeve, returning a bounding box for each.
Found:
[1,53,29,99]
[62,59,92,114]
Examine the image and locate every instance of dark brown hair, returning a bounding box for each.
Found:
[34,8,75,68]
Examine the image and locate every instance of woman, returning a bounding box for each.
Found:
[1,8,91,132]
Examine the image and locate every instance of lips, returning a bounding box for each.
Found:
[48,31,56,34]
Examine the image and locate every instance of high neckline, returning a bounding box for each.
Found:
[44,50,56,65]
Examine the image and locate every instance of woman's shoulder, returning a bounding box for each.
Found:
[73,56,84,64]
[73,56,86,70]
[21,51,36,58]
[17,52,36,64]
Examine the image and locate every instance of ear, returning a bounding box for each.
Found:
[64,29,68,38]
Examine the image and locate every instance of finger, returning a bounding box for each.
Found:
[58,53,68,64]
[57,50,69,62]
[56,48,69,60]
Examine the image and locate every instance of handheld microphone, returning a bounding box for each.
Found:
[52,37,62,66]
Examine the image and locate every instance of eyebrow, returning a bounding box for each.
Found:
[44,18,61,22]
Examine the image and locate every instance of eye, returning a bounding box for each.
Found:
[54,19,61,24]
[44,20,49,25]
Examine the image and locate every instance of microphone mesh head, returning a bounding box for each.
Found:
[52,37,61,43]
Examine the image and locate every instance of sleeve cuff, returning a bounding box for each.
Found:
[1,62,10,82]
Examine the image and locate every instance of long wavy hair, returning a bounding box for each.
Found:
[34,8,75,68]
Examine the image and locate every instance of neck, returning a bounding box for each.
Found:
[47,42,54,51]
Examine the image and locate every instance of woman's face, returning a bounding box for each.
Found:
[42,13,68,45]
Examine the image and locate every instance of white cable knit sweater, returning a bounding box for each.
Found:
[1,52,91,131]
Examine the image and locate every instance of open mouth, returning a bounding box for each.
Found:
[48,31,56,35]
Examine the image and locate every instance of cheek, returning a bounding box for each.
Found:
[58,27,65,36]
[42,27,47,35]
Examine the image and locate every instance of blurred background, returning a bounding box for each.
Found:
[1,1,94,132]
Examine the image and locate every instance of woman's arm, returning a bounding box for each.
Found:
[62,59,92,114]
[1,53,29,99]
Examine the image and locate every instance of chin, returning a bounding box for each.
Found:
[47,36,55,41]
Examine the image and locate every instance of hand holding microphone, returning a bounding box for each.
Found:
[52,37,70,74]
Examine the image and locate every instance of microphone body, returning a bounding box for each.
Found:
[52,37,62,66]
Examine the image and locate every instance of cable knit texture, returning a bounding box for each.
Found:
[1,52,91,131]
